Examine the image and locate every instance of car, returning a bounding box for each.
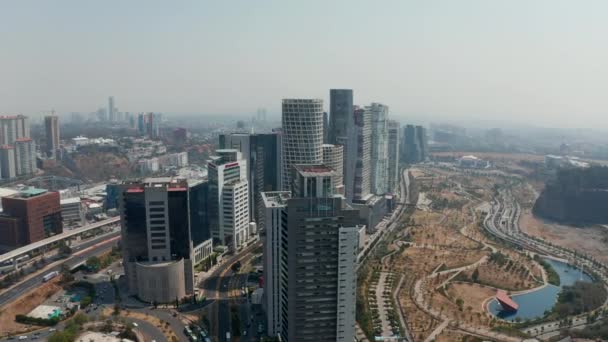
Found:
[18,336,28,340]
[132,322,139,328]
[49,328,56,332]
[243,330,248,336]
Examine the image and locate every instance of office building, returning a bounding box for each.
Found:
[219,132,282,222]
[188,179,210,245]
[0,115,29,146]
[207,149,250,249]
[137,113,146,135]
[144,112,161,139]
[387,120,400,194]
[322,144,344,193]
[108,96,115,122]
[60,197,83,227]
[345,106,372,201]
[369,103,389,195]
[118,178,194,303]
[15,138,36,176]
[328,89,353,146]
[323,111,329,143]
[416,125,428,161]
[0,145,16,179]
[402,124,420,163]
[262,164,361,342]
[0,187,62,248]
[281,99,324,190]
[44,115,60,158]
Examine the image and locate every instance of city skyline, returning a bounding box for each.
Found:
[3,1,608,128]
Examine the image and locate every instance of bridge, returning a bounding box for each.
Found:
[0,216,120,266]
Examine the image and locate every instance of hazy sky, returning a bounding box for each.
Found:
[2,0,608,128]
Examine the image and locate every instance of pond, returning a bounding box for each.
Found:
[488,258,594,321]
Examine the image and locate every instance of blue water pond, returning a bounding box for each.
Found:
[488,258,594,321]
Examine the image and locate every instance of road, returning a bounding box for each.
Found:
[0,231,120,307]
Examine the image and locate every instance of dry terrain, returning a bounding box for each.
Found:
[520,211,608,264]
[0,278,61,336]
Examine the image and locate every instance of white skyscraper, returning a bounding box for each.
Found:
[0,115,29,146]
[14,138,36,176]
[208,149,250,249]
[346,106,372,201]
[322,143,344,194]
[281,99,324,190]
[370,103,389,195]
[387,120,400,194]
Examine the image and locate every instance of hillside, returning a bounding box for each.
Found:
[533,166,608,224]
[70,148,133,182]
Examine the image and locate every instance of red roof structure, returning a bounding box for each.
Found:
[496,290,519,311]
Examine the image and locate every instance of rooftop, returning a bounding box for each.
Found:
[294,164,338,177]
[262,191,291,207]
[14,187,48,198]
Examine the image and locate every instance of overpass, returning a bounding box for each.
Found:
[0,216,120,265]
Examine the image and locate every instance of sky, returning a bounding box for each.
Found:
[1,0,608,128]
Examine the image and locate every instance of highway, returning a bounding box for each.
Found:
[0,231,120,307]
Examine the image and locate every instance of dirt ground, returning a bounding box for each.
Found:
[0,278,61,336]
[520,211,608,264]
[444,283,496,325]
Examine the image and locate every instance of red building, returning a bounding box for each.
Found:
[496,290,519,312]
[0,187,62,248]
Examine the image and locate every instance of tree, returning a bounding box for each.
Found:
[472,268,479,282]
[86,256,101,271]
[58,241,72,256]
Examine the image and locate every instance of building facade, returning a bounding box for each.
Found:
[322,144,344,194]
[345,106,372,201]
[219,132,282,222]
[207,149,250,250]
[262,165,360,342]
[328,89,353,146]
[0,145,16,179]
[387,120,400,194]
[0,188,62,247]
[44,115,60,159]
[14,138,36,176]
[369,103,389,195]
[281,99,324,191]
[118,178,194,303]
[0,115,29,146]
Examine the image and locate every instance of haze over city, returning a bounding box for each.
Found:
[2,0,608,128]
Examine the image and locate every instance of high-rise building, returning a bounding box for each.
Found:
[137,113,146,135]
[401,124,428,163]
[14,138,36,176]
[402,124,420,163]
[188,179,210,246]
[219,132,282,222]
[44,115,60,158]
[416,125,429,161]
[108,96,115,122]
[328,89,353,146]
[345,106,372,201]
[0,115,29,146]
[0,187,62,247]
[323,111,329,143]
[281,99,324,190]
[322,144,344,194]
[207,149,250,249]
[369,103,389,195]
[144,112,161,138]
[0,145,16,179]
[262,164,361,342]
[387,120,400,194]
[118,178,194,303]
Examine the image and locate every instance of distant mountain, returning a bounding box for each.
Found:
[533,166,608,225]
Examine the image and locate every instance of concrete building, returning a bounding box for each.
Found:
[387,120,400,194]
[281,99,324,190]
[108,96,115,122]
[322,144,344,193]
[345,106,372,201]
[14,138,36,176]
[60,197,83,227]
[369,103,389,195]
[44,115,60,159]
[0,115,29,146]
[416,125,428,161]
[262,164,361,342]
[0,145,16,179]
[219,132,282,222]
[193,238,213,266]
[0,187,62,248]
[207,149,250,250]
[118,178,194,303]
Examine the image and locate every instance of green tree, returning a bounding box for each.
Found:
[86,256,101,271]
[472,268,480,282]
